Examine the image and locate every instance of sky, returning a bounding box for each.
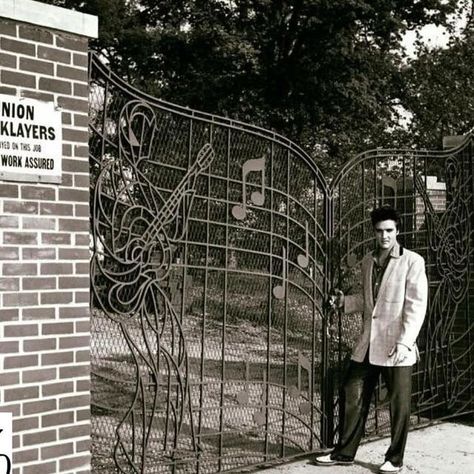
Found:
[402,2,471,57]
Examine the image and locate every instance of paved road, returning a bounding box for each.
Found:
[260,422,473,473]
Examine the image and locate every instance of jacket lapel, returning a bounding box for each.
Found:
[376,258,396,303]
[377,242,403,299]
[366,257,374,310]
[370,242,403,309]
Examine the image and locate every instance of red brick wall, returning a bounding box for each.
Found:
[0,18,91,474]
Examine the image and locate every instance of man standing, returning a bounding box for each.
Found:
[314,206,428,473]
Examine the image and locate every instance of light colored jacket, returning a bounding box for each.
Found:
[344,243,428,366]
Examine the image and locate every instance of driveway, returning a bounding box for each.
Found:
[260,422,473,473]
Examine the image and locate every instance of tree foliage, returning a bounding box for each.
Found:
[40,0,462,172]
[400,7,474,149]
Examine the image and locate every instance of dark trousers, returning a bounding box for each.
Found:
[334,352,412,466]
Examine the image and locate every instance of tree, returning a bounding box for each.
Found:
[41,0,459,173]
[400,10,474,149]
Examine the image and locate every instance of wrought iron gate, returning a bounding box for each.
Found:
[89,54,473,473]
[329,146,474,441]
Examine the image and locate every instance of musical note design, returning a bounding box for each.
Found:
[288,352,312,399]
[236,359,250,405]
[92,100,215,472]
[298,353,312,414]
[297,221,310,269]
[232,157,266,220]
[253,369,267,426]
[273,247,286,300]
[381,175,397,203]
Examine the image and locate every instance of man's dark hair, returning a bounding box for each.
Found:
[370,205,401,229]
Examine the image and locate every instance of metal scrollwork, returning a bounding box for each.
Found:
[90,55,473,472]
[415,156,472,409]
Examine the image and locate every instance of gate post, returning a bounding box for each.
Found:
[0,1,97,472]
[319,197,334,447]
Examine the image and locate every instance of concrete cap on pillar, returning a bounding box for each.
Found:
[0,0,98,38]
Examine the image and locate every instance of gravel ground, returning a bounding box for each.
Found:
[259,422,474,474]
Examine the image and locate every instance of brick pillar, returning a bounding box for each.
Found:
[0,1,97,473]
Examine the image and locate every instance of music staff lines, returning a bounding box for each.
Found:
[112,170,325,234]
[168,262,327,305]
[184,214,326,261]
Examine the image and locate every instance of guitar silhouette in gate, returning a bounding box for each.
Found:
[92,100,215,472]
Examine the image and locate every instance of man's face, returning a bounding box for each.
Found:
[374,219,399,251]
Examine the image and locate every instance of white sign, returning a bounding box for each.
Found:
[0,412,12,474]
[0,94,62,183]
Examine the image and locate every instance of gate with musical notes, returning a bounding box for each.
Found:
[329,142,474,444]
[89,54,473,473]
